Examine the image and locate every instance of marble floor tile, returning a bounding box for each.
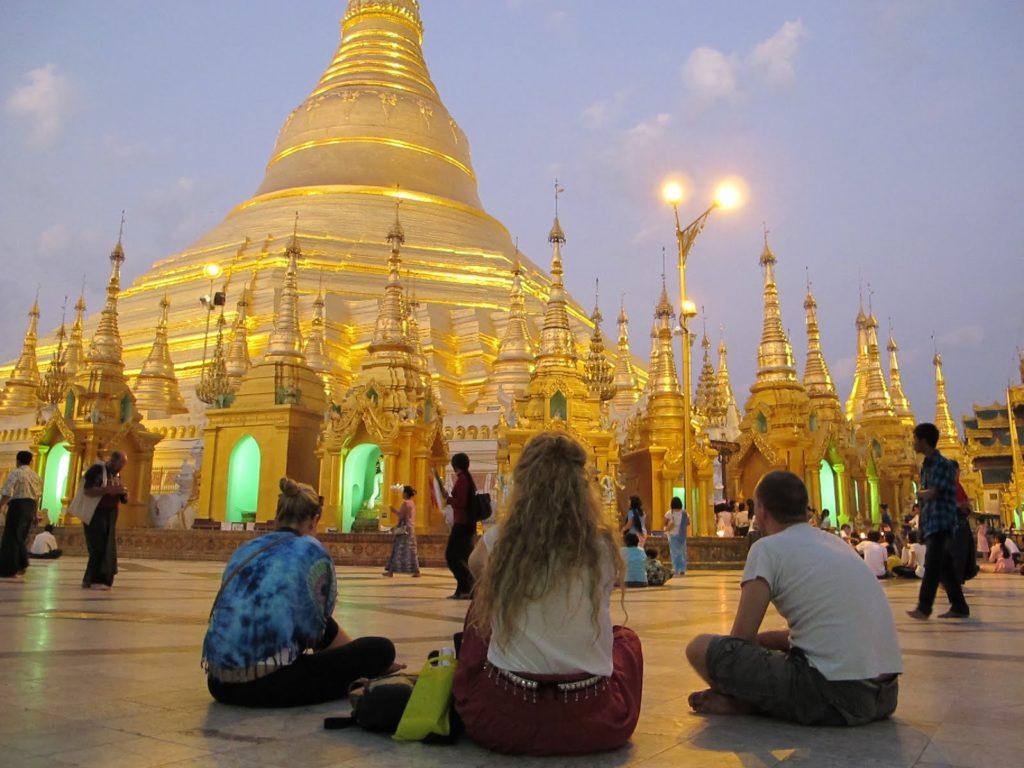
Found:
[1,556,1020,768]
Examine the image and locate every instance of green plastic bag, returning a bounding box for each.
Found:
[392,651,456,742]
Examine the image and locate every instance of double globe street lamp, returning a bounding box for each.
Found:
[662,178,744,534]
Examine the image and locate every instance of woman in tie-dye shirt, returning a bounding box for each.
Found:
[203,477,399,707]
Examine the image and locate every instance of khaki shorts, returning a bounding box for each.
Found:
[705,636,898,726]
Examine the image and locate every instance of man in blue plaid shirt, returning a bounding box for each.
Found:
[906,423,970,620]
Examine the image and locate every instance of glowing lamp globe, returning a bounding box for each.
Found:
[203,263,223,279]
[681,299,698,319]
[661,180,685,206]
[713,179,745,210]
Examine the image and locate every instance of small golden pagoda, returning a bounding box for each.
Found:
[709,335,741,442]
[224,269,257,388]
[931,350,980,504]
[0,296,42,415]
[620,278,715,533]
[845,302,870,422]
[198,230,328,523]
[886,328,915,429]
[801,284,860,527]
[609,299,642,419]
[31,234,161,526]
[474,256,535,411]
[132,295,188,419]
[319,208,447,532]
[497,215,619,520]
[732,234,815,503]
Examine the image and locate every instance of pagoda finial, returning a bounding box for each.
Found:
[369,202,411,352]
[537,202,575,370]
[933,348,960,445]
[583,282,614,401]
[133,293,188,417]
[611,292,640,409]
[711,329,741,438]
[387,196,405,248]
[548,180,566,245]
[83,220,128,373]
[886,322,915,426]
[802,276,840,408]
[304,270,330,377]
[39,297,71,407]
[0,294,43,414]
[264,221,305,360]
[65,282,87,378]
[694,308,717,418]
[650,271,680,396]
[753,229,799,388]
[226,268,258,382]
[860,309,894,419]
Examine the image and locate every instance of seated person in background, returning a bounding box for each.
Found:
[203,477,398,707]
[989,535,1017,574]
[644,548,671,587]
[856,531,891,579]
[839,524,853,541]
[893,530,926,579]
[621,532,648,587]
[685,471,901,726]
[1004,534,1021,558]
[28,524,62,559]
[733,503,750,537]
[456,432,642,756]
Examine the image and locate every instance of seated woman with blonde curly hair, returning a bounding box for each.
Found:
[454,432,643,755]
[203,477,399,707]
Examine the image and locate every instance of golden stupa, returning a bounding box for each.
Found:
[33,0,588,416]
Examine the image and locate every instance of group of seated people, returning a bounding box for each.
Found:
[202,432,903,756]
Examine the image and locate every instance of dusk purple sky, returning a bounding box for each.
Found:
[1,1,1021,424]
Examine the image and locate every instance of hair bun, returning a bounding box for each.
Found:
[279,477,299,497]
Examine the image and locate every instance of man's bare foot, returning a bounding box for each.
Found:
[384,661,407,674]
[688,688,751,715]
[906,609,929,620]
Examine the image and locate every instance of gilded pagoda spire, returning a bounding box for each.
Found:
[753,231,799,389]
[304,276,330,376]
[133,294,188,417]
[650,274,681,395]
[712,334,741,438]
[368,202,410,353]
[406,288,432,397]
[886,326,914,427]
[861,312,895,419]
[802,284,838,400]
[83,226,127,376]
[611,296,640,410]
[535,211,576,372]
[933,351,960,445]
[265,218,305,361]
[694,321,717,418]
[845,288,871,421]
[39,302,71,407]
[65,288,87,379]
[477,255,534,409]
[0,293,42,414]
[583,280,614,401]
[225,270,257,383]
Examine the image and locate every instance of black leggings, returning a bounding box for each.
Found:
[445,522,476,596]
[208,635,396,708]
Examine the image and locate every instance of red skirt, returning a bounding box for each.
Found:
[453,622,643,756]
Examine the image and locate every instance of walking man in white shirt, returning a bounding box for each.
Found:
[685,471,903,725]
[0,451,43,579]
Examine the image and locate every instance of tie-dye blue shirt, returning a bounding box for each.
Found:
[202,530,337,681]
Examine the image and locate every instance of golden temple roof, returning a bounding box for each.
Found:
[65,291,87,380]
[264,228,306,361]
[886,330,915,427]
[933,352,961,448]
[649,275,680,396]
[860,314,895,420]
[611,298,640,411]
[801,288,838,403]
[535,216,577,372]
[81,233,127,381]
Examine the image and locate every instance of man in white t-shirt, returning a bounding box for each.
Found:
[684,471,902,726]
[856,531,890,578]
[29,524,62,560]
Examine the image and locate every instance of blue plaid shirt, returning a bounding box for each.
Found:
[920,451,958,537]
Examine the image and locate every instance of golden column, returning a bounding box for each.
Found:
[662,179,742,526]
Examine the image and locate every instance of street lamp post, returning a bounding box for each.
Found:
[663,179,742,535]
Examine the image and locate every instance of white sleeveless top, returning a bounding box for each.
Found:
[481,525,615,677]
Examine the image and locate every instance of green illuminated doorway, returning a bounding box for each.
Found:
[342,443,382,533]
[226,435,260,522]
[41,442,71,523]
[818,460,837,528]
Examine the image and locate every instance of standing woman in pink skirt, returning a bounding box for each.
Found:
[454,432,643,756]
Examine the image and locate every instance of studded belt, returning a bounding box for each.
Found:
[483,661,609,703]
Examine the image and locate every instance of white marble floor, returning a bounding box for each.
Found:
[0,556,1021,767]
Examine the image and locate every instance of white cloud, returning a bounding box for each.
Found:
[5,63,71,148]
[749,20,806,86]
[682,47,739,103]
[939,324,984,348]
[682,21,806,103]
[624,113,671,148]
